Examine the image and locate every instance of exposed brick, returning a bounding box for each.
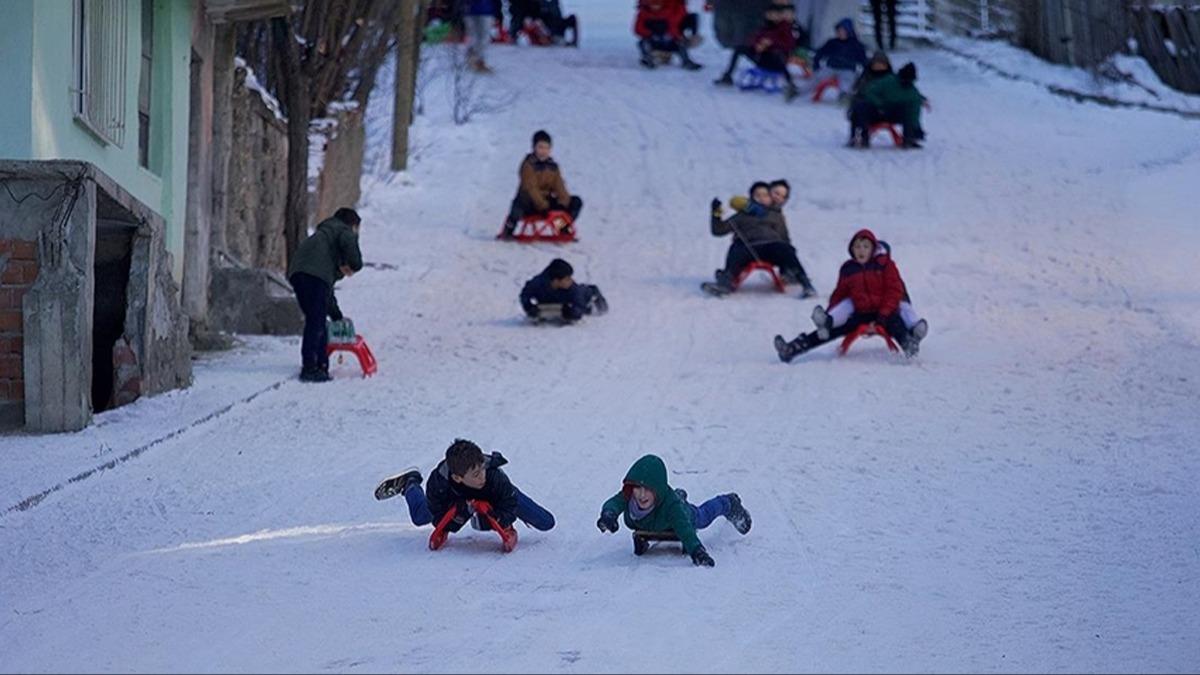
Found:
[0,311,21,332]
[0,335,21,354]
[0,379,24,402]
[0,260,38,285]
[0,356,22,379]
[0,240,37,261]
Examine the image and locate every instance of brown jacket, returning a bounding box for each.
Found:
[519,153,571,212]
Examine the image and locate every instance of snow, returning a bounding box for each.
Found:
[3,2,1200,672]
[234,56,285,121]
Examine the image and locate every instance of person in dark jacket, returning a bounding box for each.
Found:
[383,439,556,552]
[501,130,583,238]
[870,0,898,51]
[519,258,607,322]
[287,207,364,382]
[796,16,868,97]
[708,182,817,296]
[597,454,752,567]
[773,228,928,361]
[713,0,801,101]
[848,59,926,148]
[635,0,702,70]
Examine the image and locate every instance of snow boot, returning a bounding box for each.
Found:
[903,319,929,357]
[374,467,422,501]
[724,493,752,534]
[811,305,832,341]
[713,73,734,86]
[784,83,799,102]
[774,333,812,363]
[701,269,735,296]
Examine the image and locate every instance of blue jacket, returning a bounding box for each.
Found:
[463,0,497,16]
[520,271,593,318]
[812,18,868,70]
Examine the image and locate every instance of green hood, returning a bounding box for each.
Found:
[622,454,673,503]
[600,454,703,554]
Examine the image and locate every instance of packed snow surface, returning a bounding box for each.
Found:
[2,1,1198,672]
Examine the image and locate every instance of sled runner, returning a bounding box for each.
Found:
[839,322,900,355]
[498,210,577,243]
[632,530,687,556]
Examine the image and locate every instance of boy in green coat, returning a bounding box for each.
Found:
[597,454,752,567]
[848,61,928,148]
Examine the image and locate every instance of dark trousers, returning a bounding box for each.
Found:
[721,47,794,85]
[290,272,330,371]
[850,100,923,144]
[403,485,556,531]
[724,240,811,285]
[507,193,583,224]
[871,0,898,50]
[797,310,909,350]
[639,35,696,65]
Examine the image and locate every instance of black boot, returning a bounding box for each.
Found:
[773,333,812,363]
[374,467,422,501]
[724,493,752,534]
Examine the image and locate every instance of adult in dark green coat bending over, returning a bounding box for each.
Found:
[597,454,752,567]
[848,61,928,148]
[287,207,364,382]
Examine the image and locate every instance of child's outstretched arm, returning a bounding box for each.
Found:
[597,491,626,533]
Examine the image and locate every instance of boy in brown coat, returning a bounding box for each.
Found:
[500,130,584,238]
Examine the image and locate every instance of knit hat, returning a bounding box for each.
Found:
[898,62,917,84]
[544,258,573,280]
[532,129,552,146]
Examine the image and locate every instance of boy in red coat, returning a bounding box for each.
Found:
[635,0,702,70]
[773,228,928,361]
[713,0,800,101]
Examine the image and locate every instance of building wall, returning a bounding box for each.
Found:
[21,0,192,282]
[0,1,34,160]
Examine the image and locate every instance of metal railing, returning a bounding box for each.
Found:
[72,0,129,147]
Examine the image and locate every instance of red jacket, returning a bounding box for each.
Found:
[748,20,797,59]
[828,229,906,319]
[635,1,687,40]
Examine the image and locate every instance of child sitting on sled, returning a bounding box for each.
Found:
[375,439,556,552]
[774,228,928,362]
[500,129,583,238]
[520,258,608,322]
[596,454,752,567]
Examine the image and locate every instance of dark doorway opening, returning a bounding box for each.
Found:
[93,220,134,413]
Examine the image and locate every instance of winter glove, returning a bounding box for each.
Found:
[690,545,715,567]
[590,286,609,315]
[597,511,619,533]
[710,198,722,219]
[524,302,540,318]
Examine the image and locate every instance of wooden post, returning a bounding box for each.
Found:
[392,0,425,172]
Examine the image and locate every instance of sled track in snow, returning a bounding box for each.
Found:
[2,379,289,517]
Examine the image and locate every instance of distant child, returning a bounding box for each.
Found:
[597,454,752,567]
[713,0,800,101]
[774,228,928,362]
[461,0,497,73]
[707,181,817,297]
[501,130,583,238]
[375,439,556,552]
[801,17,868,96]
[520,258,607,322]
[635,0,702,70]
[849,59,927,148]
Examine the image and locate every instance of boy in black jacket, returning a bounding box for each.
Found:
[520,258,608,322]
[377,439,556,551]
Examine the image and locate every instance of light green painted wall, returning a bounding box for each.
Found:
[0,0,34,159]
[25,0,192,281]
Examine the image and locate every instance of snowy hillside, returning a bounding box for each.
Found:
[2,1,1199,672]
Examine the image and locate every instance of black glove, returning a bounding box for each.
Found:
[710,197,722,218]
[524,302,540,318]
[690,545,715,567]
[590,286,609,315]
[597,512,619,533]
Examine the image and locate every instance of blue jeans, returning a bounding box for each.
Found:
[404,486,556,531]
[688,495,731,529]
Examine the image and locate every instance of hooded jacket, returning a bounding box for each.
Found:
[519,269,593,317]
[812,18,868,70]
[712,202,791,246]
[426,451,520,531]
[518,153,572,213]
[600,455,702,555]
[288,216,364,287]
[828,228,906,319]
[635,1,687,40]
[861,72,926,131]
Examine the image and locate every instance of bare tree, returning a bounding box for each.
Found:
[447,45,517,126]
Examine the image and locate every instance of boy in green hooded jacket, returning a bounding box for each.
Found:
[597,454,752,567]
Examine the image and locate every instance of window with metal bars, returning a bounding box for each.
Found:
[138,0,153,168]
[72,0,130,147]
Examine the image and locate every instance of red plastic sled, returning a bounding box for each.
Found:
[811,73,841,102]
[326,335,378,377]
[839,322,900,355]
[427,500,517,552]
[869,122,904,146]
[733,261,786,293]
[497,210,576,243]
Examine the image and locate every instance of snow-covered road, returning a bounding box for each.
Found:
[2,2,1198,671]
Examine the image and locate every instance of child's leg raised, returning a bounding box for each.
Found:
[513,489,556,530]
[690,495,732,530]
